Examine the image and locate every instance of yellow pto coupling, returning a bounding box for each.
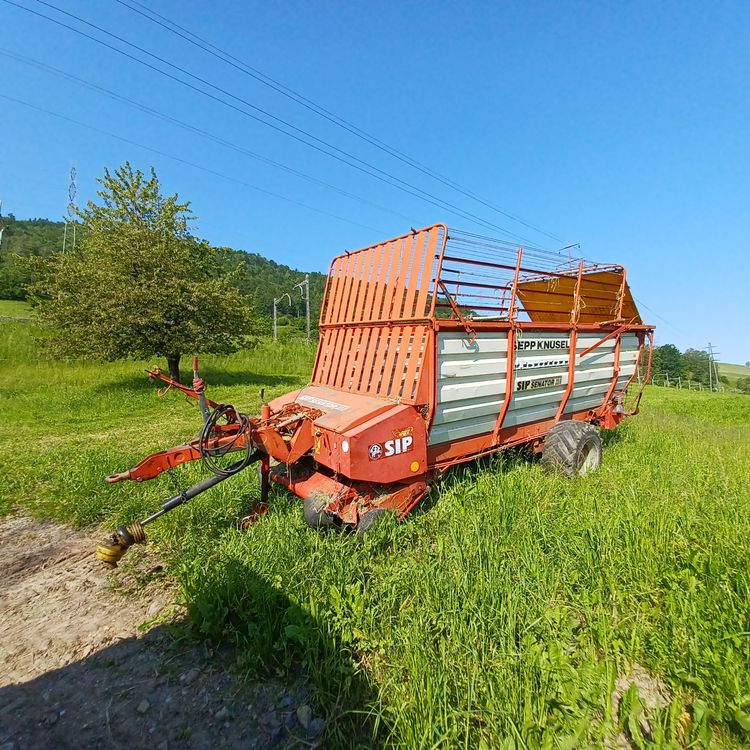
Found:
[95,522,146,567]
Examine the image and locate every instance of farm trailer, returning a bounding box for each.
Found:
[97,224,654,564]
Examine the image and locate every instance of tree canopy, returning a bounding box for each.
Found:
[26,163,258,381]
[0,216,66,299]
[650,343,731,388]
[1,219,325,339]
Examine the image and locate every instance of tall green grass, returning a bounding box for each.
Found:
[0,299,32,318]
[1,318,748,748]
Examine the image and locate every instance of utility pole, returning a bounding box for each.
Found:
[294,274,311,345]
[706,342,720,392]
[0,199,5,248]
[273,292,291,341]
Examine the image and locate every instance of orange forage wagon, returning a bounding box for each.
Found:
[97,225,654,564]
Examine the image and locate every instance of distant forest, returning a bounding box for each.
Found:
[651,343,727,388]
[0,216,327,336]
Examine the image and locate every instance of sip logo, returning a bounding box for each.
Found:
[368,443,383,460]
[368,434,414,461]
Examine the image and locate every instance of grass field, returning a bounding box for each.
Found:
[1,318,749,748]
[0,299,32,319]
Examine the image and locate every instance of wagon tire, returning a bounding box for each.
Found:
[356,507,388,534]
[541,421,602,478]
[303,496,335,529]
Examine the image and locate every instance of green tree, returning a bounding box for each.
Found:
[651,343,683,382]
[736,377,750,394]
[682,348,712,385]
[27,163,256,381]
[0,216,67,299]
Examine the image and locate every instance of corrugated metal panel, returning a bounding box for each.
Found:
[506,332,575,426]
[614,336,640,390]
[429,331,642,444]
[429,332,508,445]
[563,333,638,415]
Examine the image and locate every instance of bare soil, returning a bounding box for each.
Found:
[0,516,318,750]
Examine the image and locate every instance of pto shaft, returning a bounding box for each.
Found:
[96,451,262,567]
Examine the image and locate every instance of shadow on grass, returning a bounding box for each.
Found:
[600,424,626,449]
[0,579,385,750]
[178,555,385,749]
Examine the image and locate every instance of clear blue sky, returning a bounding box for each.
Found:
[1,0,748,362]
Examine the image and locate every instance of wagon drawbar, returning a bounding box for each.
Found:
[96,224,654,565]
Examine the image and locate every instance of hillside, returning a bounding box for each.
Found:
[0,217,67,299]
[0,217,326,333]
[215,246,326,334]
[719,362,750,386]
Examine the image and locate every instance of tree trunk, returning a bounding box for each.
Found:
[167,354,181,383]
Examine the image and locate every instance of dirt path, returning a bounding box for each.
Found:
[0,516,320,750]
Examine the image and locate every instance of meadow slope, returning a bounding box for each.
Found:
[0,318,748,748]
[719,362,750,387]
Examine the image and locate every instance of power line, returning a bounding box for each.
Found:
[3,0,549,245]
[632,295,687,336]
[0,47,420,226]
[0,93,388,235]
[115,0,567,245]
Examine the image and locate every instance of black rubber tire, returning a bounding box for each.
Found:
[303,496,335,529]
[356,507,388,534]
[540,421,602,478]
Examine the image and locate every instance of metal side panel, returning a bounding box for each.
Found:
[429,415,499,444]
[430,332,508,445]
[438,375,509,404]
[563,333,642,415]
[429,330,643,444]
[506,332,574,426]
[434,394,505,424]
[564,394,609,413]
[509,331,635,425]
[438,332,509,355]
[439,351,508,379]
